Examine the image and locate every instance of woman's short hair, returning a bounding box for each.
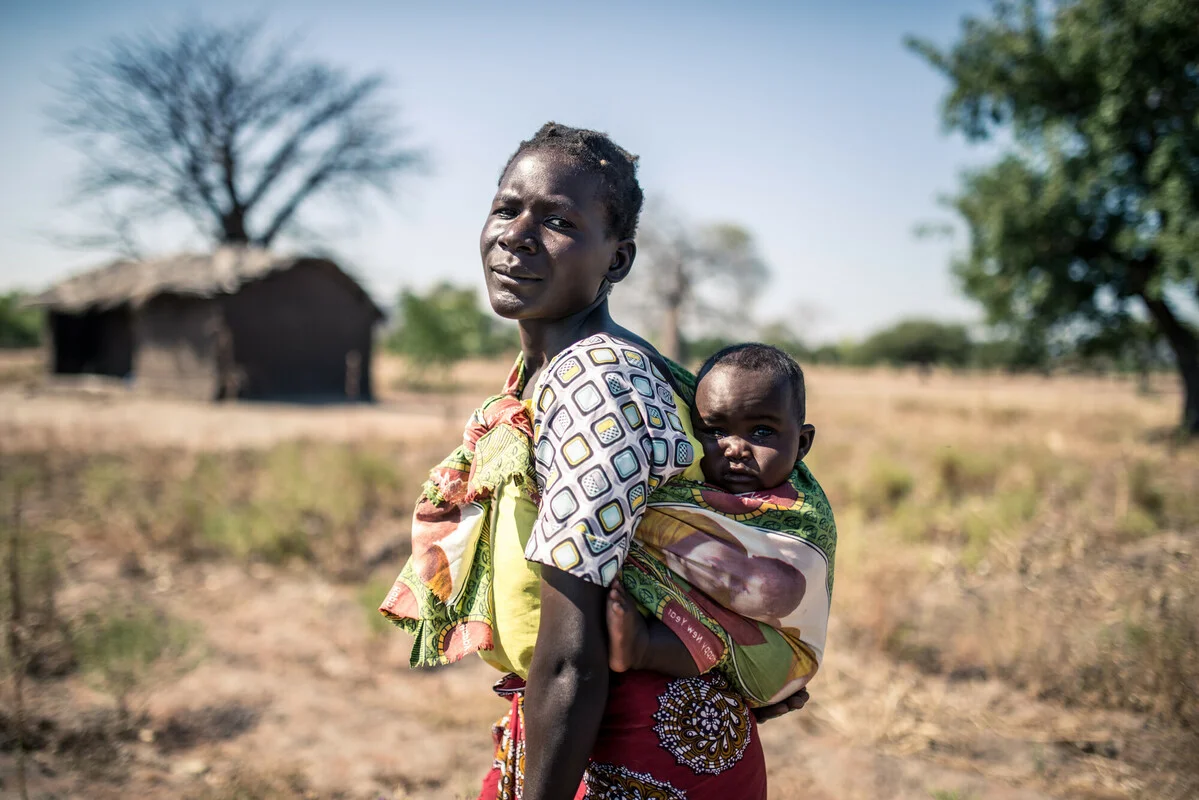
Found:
[502,122,644,241]
[696,343,808,424]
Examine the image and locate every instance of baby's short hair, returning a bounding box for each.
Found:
[696,343,807,424]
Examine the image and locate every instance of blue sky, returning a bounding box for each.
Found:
[0,0,997,342]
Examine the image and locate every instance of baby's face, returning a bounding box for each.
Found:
[693,365,812,493]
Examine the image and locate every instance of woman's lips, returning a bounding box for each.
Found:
[490,266,541,286]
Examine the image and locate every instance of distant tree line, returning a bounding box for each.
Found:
[684,317,1174,377]
[5,282,1170,384]
[375,284,1174,379]
[0,294,40,348]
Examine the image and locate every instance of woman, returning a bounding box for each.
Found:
[383,123,808,799]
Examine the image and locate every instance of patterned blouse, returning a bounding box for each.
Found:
[523,333,697,585]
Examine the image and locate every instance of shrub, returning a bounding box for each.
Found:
[1127,460,1166,524]
[936,448,999,501]
[386,283,518,374]
[1115,507,1160,540]
[74,443,412,575]
[358,576,397,638]
[858,458,914,518]
[1,473,74,683]
[73,604,200,725]
[854,318,973,368]
[0,292,40,348]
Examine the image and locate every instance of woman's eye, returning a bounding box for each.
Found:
[493,207,517,219]
[545,216,574,230]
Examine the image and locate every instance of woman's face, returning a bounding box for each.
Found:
[480,149,632,321]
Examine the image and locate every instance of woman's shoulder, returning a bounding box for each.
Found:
[552,332,666,376]
[534,333,679,409]
[544,332,694,397]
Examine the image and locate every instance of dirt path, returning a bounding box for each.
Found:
[0,353,511,453]
[0,390,469,453]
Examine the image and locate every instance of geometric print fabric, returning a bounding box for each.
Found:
[524,333,695,586]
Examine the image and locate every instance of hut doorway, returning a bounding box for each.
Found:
[50,305,134,378]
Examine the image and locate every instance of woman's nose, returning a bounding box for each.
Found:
[497,213,538,254]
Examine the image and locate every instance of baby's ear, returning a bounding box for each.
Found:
[796,424,816,462]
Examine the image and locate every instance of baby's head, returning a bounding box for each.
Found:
[693,344,815,493]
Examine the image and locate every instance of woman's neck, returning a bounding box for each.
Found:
[518,298,616,376]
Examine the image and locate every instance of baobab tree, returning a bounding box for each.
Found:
[620,201,770,361]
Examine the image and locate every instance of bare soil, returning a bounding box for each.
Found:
[2,358,1196,799]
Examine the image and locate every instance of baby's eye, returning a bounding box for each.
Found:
[709,428,728,439]
[751,426,776,439]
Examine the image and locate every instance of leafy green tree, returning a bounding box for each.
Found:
[386,283,518,374]
[1071,316,1173,388]
[855,318,974,368]
[909,0,1199,432]
[0,294,41,349]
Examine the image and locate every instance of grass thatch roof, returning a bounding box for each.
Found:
[30,247,383,318]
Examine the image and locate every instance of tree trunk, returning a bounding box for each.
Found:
[660,302,682,363]
[221,209,250,245]
[1141,294,1199,434]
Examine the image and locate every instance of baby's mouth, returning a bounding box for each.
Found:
[721,470,759,488]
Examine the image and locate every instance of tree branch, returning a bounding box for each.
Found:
[50,18,424,248]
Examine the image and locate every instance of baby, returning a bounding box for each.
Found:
[607,343,817,678]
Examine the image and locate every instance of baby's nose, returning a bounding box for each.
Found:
[723,437,751,459]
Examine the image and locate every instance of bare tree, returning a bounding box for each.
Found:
[619,201,770,361]
[51,20,423,249]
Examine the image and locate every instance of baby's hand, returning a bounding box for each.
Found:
[752,688,810,724]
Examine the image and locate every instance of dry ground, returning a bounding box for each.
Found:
[1,354,1196,799]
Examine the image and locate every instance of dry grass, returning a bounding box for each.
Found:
[0,348,42,389]
[808,367,1199,734]
[2,360,1197,798]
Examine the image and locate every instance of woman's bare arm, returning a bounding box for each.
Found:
[522,565,610,800]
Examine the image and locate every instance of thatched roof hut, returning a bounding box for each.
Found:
[32,248,383,401]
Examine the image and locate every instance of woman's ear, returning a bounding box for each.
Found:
[606,239,636,285]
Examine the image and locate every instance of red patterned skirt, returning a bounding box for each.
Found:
[478,670,767,800]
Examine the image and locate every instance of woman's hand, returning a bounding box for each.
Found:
[752,688,810,724]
